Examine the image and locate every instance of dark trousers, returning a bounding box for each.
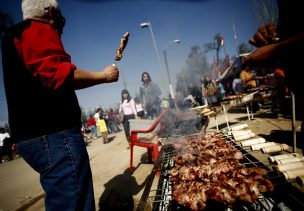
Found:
[15,128,95,210]
[123,114,135,142]
[0,141,13,163]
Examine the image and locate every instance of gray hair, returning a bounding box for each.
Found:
[22,0,59,20]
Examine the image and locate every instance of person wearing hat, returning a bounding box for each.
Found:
[1,0,119,210]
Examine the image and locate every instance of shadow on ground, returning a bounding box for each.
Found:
[259,130,303,149]
[98,166,150,211]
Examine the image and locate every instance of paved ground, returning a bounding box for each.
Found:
[0,101,303,211]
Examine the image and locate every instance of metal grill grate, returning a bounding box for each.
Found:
[137,133,303,211]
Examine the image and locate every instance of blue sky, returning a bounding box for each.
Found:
[0,0,265,124]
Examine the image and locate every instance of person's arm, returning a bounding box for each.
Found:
[139,86,144,104]
[244,20,304,68]
[201,86,205,98]
[130,99,138,118]
[70,66,119,90]
[253,75,265,80]
[21,22,119,90]
[119,102,123,114]
[152,82,162,97]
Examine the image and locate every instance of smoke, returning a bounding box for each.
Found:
[159,109,208,138]
[175,45,211,98]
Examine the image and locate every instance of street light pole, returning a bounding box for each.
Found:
[140,22,163,80]
[163,39,181,99]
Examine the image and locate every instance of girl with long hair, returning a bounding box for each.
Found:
[119,89,137,148]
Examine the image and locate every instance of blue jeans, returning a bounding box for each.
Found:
[16,128,95,211]
[89,125,97,138]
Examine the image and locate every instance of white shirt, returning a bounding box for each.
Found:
[135,103,144,112]
[0,133,10,146]
[119,99,137,116]
[94,112,100,125]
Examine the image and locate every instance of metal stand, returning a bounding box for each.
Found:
[222,104,230,131]
[246,105,251,121]
[214,115,219,132]
[291,92,297,153]
[250,102,254,120]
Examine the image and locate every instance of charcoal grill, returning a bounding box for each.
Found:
[137,133,304,211]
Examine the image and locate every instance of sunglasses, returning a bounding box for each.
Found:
[45,6,66,34]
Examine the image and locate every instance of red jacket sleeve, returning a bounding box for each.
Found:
[16,21,76,90]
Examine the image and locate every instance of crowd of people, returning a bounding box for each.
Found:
[82,107,122,144]
[81,60,291,148]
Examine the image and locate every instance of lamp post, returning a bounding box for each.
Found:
[163,39,181,98]
[140,22,164,83]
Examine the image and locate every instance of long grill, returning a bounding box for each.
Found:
[137,133,304,211]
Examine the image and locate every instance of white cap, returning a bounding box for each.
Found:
[22,0,59,20]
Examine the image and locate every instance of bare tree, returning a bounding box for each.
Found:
[251,0,278,26]
[203,33,224,64]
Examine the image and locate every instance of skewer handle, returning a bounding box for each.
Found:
[282,168,304,180]
[268,152,301,163]
[274,161,304,172]
[234,132,256,141]
[260,144,289,154]
[240,137,266,147]
[275,156,304,165]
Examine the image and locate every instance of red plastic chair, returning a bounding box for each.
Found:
[129,110,169,174]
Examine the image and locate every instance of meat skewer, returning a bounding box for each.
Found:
[115,31,129,61]
[168,132,276,211]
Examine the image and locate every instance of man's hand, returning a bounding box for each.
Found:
[102,64,119,83]
[249,23,278,47]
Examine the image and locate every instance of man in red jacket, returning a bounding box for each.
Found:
[87,116,97,138]
[1,0,119,210]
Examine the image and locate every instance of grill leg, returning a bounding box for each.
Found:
[222,104,230,131]
[214,115,219,132]
[246,105,251,121]
[130,144,134,174]
[147,148,153,162]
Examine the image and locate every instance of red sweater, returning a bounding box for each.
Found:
[2,20,81,140]
[87,117,96,126]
